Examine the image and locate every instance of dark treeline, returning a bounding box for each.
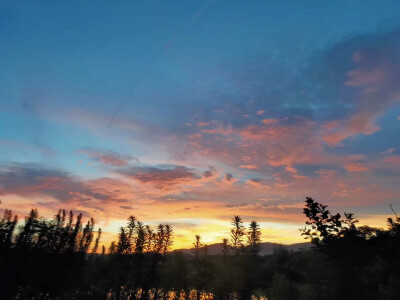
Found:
[1,197,400,300]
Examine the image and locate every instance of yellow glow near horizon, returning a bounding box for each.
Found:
[0,194,394,251]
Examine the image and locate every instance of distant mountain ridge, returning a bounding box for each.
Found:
[174,242,312,256]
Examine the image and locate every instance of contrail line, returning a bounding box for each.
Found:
[108,0,217,128]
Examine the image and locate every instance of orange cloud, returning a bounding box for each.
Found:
[246,178,270,189]
[344,163,368,172]
[119,165,200,190]
[239,164,258,170]
[261,118,278,125]
[78,147,137,167]
[186,117,322,170]
[322,112,380,147]
[201,127,234,135]
[384,156,400,164]
[345,68,386,90]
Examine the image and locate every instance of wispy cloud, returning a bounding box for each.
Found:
[118,165,200,189]
[78,147,138,167]
[0,163,131,215]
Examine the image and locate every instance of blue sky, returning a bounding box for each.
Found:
[1,0,400,247]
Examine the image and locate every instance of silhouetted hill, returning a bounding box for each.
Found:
[174,242,311,256]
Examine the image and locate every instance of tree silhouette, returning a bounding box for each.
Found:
[246,220,261,254]
[191,234,214,300]
[91,228,102,254]
[135,221,146,254]
[221,238,229,256]
[126,215,137,254]
[78,218,95,253]
[1,198,400,300]
[300,197,343,245]
[193,234,203,258]
[117,226,130,255]
[0,209,18,249]
[163,224,173,254]
[16,208,40,249]
[230,215,245,253]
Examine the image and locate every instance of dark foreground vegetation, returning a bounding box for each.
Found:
[1,197,400,300]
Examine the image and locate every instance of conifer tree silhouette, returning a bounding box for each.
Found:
[230,215,245,253]
[16,209,40,249]
[135,221,146,254]
[117,226,130,255]
[0,209,18,249]
[163,224,173,254]
[1,199,400,300]
[246,220,261,254]
[91,228,102,254]
[193,234,203,258]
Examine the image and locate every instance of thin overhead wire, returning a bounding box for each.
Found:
[390,203,398,219]
[108,0,217,128]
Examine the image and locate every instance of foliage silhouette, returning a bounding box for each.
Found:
[0,197,400,299]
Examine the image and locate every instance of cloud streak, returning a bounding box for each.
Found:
[78,147,138,167]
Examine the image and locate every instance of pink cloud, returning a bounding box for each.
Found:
[246,178,270,189]
[322,35,400,146]
[239,164,258,170]
[188,133,203,139]
[345,68,386,90]
[201,127,234,135]
[186,118,321,170]
[78,148,137,167]
[322,112,381,147]
[384,156,400,164]
[285,166,298,174]
[0,163,136,219]
[120,166,198,188]
[261,118,278,125]
[344,163,368,173]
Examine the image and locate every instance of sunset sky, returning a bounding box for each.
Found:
[1,0,400,248]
